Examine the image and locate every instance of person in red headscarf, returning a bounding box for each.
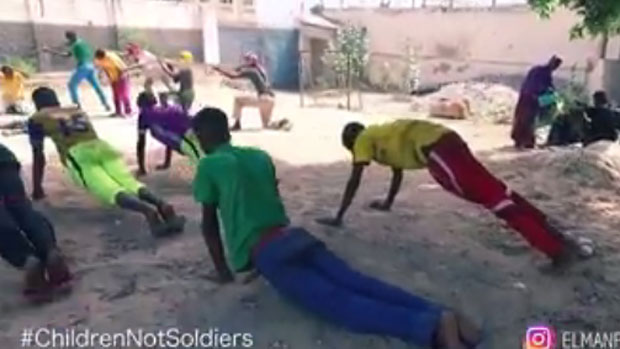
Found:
[212,52,290,131]
[124,43,173,94]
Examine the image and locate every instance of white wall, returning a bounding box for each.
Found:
[256,0,303,28]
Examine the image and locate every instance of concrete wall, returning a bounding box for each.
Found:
[0,0,301,88]
[324,7,611,89]
[219,26,299,89]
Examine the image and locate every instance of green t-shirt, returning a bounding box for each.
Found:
[192,143,289,271]
[71,39,93,66]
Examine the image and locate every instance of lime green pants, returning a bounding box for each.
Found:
[66,139,144,205]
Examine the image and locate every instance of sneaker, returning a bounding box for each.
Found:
[46,249,72,291]
[146,212,171,237]
[23,256,53,304]
[267,119,293,131]
[158,204,186,235]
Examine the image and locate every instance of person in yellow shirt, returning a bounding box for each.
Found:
[317,119,594,267]
[94,49,132,117]
[0,65,28,114]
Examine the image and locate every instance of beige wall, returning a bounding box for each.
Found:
[324,7,617,89]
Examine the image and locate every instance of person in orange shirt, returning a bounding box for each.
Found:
[0,65,28,114]
[94,49,132,117]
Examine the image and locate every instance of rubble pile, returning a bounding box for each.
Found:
[412,82,519,124]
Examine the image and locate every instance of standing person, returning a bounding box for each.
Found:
[212,52,289,131]
[317,119,593,266]
[94,49,132,117]
[0,65,28,114]
[0,142,71,303]
[136,91,202,176]
[511,56,563,149]
[160,51,195,113]
[124,43,173,94]
[44,31,110,111]
[190,107,482,349]
[27,87,185,238]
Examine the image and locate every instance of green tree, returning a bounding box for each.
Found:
[322,24,369,88]
[528,0,620,38]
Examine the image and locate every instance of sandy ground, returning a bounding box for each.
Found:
[0,75,619,349]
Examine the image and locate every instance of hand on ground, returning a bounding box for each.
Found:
[369,200,391,211]
[316,217,343,227]
[205,270,234,285]
[32,189,46,201]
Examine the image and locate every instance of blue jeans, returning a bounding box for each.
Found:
[68,63,109,109]
[254,227,443,347]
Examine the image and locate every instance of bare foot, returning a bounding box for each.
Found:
[455,312,482,347]
[434,311,467,349]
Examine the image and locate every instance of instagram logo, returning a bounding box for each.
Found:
[525,326,555,349]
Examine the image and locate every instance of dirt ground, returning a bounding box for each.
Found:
[0,76,619,349]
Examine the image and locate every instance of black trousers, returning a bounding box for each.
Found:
[0,167,56,268]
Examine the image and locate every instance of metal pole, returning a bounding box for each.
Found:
[346,53,351,111]
[299,52,305,107]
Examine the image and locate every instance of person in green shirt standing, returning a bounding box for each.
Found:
[191,107,482,349]
[44,31,110,111]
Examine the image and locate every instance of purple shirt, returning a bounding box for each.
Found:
[138,106,191,151]
[520,65,554,96]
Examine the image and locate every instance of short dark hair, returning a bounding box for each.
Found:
[342,122,365,150]
[192,107,231,144]
[136,91,157,109]
[593,90,609,106]
[65,31,77,41]
[32,87,61,111]
[95,49,106,59]
[0,65,12,74]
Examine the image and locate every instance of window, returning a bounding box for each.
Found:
[243,0,254,6]
[220,0,233,4]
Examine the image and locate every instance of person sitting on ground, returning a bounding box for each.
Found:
[583,91,620,146]
[0,65,28,115]
[160,51,195,113]
[211,52,290,131]
[28,87,185,237]
[317,119,593,267]
[0,142,71,303]
[136,91,202,176]
[545,106,586,147]
[94,49,132,117]
[191,107,482,349]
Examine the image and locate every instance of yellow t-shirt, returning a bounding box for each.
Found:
[0,72,25,103]
[352,119,450,169]
[94,51,126,83]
